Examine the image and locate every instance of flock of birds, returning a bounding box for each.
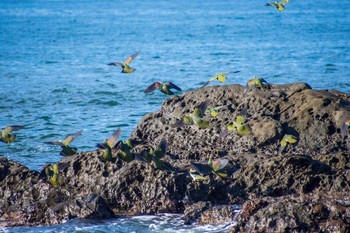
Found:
[2,0,350,186]
[2,49,350,186]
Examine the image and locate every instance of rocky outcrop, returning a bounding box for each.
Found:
[231,192,350,232]
[1,82,350,231]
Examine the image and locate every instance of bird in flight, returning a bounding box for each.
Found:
[266,0,290,11]
[108,51,140,73]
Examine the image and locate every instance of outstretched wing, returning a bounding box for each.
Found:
[166,82,182,91]
[197,100,210,116]
[124,51,140,65]
[158,138,167,157]
[44,141,65,147]
[191,162,212,175]
[3,125,24,133]
[63,130,83,146]
[200,81,210,88]
[107,62,122,67]
[280,0,289,5]
[341,122,349,140]
[144,82,159,93]
[211,158,229,172]
[107,128,121,149]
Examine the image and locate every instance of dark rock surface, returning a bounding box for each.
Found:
[230,192,350,233]
[1,82,349,231]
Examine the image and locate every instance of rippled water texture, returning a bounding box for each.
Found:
[1,213,238,233]
[0,0,349,231]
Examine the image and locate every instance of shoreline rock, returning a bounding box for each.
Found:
[1,82,349,231]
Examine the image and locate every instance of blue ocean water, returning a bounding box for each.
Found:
[0,0,349,231]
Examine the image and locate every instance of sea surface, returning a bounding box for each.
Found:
[0,0,349,232]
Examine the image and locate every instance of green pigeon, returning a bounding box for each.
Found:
[144,81,182,95]
[0,125,24,143]
[96,128,121,161]
[189,168,208,181]
[221,108,250,137]
[45,163,63,187]
[117,139,134,162]
[206,105,226,118]
[189,101,211,129]
[44,130,82,156]
[191,158,229,179]
[136,138,168,170]
[149,138,168,170]
[201,71,240,88]
[172,101,210,129]
[266,0,290,11]
[341,118,350,140]
[279,134,298,154]
[244,76,270,95]
[107,51,140,74]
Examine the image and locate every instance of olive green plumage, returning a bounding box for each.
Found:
[117,139,134,162]
[244,76,270,95]
[173,101,210,129]
[266,0,290,11]
[96,128,121,161]
[0,125,24,144]
[108,51,140,74]
[279,134,298,154]
[44,130,82,156]
[220,108,250,137]
[44,163,65,187]
[137,138,168,170]
[190,158,229,180]
[144,81,182,95]
[201,71,240,88]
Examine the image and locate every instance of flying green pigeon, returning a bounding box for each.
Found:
[107,51,140,74]
[45,163,63,187]
[201,71,240,88]
[96,128,121,161]
[244,76,270,95]
[206,105,226,118]
[44,130,82,156]
[220,108,250,137]
[173,101,210,129]
[144,81,182,95]
[191,158,229,179]
[0,125,24,143]
[266,0,290,11]
[341,118,350,140]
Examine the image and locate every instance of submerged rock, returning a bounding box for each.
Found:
[0,82,349,230]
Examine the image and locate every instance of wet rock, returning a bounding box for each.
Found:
[230,192,350,233]
[1,82,350,230]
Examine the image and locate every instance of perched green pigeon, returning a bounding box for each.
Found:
[173,101,210,129]
[96,128,121,161]
[191,158,229,179]
[244,76,270,95]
